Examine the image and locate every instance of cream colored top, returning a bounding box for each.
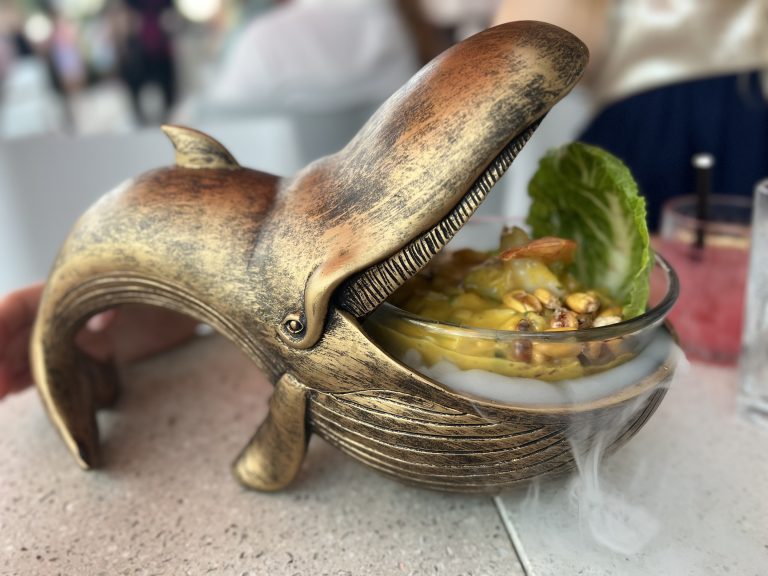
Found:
[592,0,768,105]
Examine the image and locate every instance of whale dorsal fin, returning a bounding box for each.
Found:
[161,125,240,169]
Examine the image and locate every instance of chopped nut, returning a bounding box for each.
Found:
[515,318,534,332]
[565,292,600,314]
[549,307,578,330]
[604,337,625,356]
[533,288,561,310]
[523,312,548,332]
[576,313,594,329]
[581,341,605,362]
[512,339,533,362]
[593,305,622,327]
[502,290,542,313]
[510,312,547,332]
[593,315,622,327]
[502,312,544,332]
[598,306,623,318]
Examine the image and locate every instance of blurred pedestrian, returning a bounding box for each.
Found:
[115,0,178,124]
[40,1,86,128]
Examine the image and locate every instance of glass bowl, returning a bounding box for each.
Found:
[363,219,679,406]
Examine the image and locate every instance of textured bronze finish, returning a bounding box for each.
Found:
[30,22,672,493]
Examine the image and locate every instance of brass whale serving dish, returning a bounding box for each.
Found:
[31,22,678,493]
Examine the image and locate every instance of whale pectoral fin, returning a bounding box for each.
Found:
[232,373,310,491]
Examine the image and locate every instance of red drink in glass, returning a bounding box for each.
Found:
[657,194,752,364]
[655,238,748,363]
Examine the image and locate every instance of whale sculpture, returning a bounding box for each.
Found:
[30,22,673,493]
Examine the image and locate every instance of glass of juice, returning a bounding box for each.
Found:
[655,194,752,364]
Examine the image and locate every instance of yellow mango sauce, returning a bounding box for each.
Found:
[368,227,633,382]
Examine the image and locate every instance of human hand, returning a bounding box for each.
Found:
[0,283,200,400]
[0,284,42,399]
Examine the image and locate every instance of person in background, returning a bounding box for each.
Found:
[199,0,420,115]
[183,0,501,122]
[0,29,15,104]
[0,3,24,98]
[117,0,178,124]
[39,1,86,128]
[494,0,768,231]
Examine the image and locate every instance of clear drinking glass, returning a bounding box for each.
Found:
[739,180,768,423]
[656,195,752,364]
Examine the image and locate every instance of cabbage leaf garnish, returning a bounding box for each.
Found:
[527,143,650,319]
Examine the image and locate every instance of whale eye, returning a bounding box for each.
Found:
[284,316,305,335]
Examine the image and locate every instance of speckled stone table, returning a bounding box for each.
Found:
[0,335,522,576]
[3,334,767,576]
[497,361,768,576]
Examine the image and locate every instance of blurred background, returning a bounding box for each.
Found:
[2,0,764,296]
[1,0,592,294]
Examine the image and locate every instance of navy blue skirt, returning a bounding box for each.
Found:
[579,72,768,231]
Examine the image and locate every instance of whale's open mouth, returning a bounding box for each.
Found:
[336,120,541,318]
[272,22,589,350]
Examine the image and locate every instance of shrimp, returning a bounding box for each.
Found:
[499,236,577,264]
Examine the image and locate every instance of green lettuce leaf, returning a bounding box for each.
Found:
[526,142,650,318]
